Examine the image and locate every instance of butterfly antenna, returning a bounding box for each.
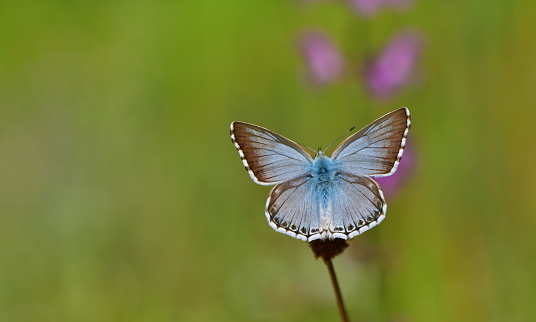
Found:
[293,134,317,154]
[301,143,317,154]
[324,125,356,152]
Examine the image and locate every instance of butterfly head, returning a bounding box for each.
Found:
[315,148,326,158]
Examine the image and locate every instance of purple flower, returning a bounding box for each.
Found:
[364,31,422,101]
[375,139,416,199]
[349,0,384,16]
[349,0,414,17]
[299,30,344,85]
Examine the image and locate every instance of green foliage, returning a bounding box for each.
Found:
[0,1,535,321]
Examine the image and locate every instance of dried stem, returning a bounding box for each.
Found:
[323,256,349,322]
[309,239,351,322]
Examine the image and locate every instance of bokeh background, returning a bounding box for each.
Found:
[1,0,535,321]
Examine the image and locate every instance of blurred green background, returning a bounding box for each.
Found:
[1,0,535,321]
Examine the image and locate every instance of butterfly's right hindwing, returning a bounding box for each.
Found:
[329,173,386,239]
[231,122,313,185]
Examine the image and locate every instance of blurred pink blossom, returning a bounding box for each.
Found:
[299,30,344,85]
[375,139,416,199]
[350,0,414,17]
[364,31,422,101]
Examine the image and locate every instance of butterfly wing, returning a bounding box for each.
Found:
[266,172,386,241]
[331,108,411,177]
[265,175,319,241]
[231,122,313,185]
[329,173,386,240]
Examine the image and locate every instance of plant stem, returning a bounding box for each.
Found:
[323,257,350,322]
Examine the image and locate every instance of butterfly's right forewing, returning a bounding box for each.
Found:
[231,122,313,185]
[331,108,410,177]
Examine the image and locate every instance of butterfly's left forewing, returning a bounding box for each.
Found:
[331,108,410,177]
[231,122,313,185]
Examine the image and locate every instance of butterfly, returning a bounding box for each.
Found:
[230,108,411,242]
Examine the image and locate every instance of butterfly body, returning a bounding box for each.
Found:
[310,153,339,233]
[231,108,411,242]
[311,151,337,184]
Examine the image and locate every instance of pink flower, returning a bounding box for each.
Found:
[375,140,416,199]
[299,30,344,85]
[349,0,414,17]
[364,31,422,101]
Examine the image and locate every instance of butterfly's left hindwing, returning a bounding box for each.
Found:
[230,122,313,185]
[265,175,318,241]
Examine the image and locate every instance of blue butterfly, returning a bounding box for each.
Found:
[230,108,411,242]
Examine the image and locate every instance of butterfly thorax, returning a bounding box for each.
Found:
[311,152,338,185]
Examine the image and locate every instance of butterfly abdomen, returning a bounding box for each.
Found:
[310,155,338,236]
